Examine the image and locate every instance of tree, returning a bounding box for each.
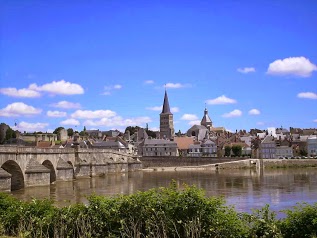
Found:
[53,127,65,134]
[5,127,16,141]
[67,128,74,137]
[232,145,242,157]
[224,146,231,157]
[125,126,140,136]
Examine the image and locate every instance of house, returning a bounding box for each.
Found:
[307,136,317,157]
[188,139,217,157]
[174,136,195,156]
[259,136,276,159]
[138,138,178,156]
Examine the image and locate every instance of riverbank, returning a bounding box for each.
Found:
[1,184,317,238]
[142,158,317,171]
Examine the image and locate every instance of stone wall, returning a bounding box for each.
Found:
[262,159,317,168]
[139,156,247,168]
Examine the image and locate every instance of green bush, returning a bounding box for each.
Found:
[1,186,317,238]
[281,202,317,238]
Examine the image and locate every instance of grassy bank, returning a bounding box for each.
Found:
[1,182,317,238]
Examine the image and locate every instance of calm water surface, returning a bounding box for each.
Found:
[10,168,317,216]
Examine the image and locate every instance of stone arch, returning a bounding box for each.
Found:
[191,131,196,137]
[42,160,56,183]
[1,160,24,190]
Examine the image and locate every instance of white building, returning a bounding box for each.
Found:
[307,136,317,157]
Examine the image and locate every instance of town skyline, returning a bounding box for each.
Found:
[1,0,316,133]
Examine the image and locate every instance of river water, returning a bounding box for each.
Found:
[10,168,317,217]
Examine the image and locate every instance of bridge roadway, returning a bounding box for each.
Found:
[0,146,142,191]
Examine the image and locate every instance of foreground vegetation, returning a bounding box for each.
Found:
[1,183,317,238]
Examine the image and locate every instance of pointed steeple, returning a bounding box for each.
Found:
[161,90,171,114]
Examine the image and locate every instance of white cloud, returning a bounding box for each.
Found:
[0,102,42,117]
[103,84,122,95]
[146,106,179,113]
[165,83,190,89]
[114,84,122,89]
[314,119,317,123]
[50,101,81,109]
[267,56,317,77]
[249,109,261,115]
[206,95,237,105]
[13,121,49,132]
[29,80,84,95]
[257,122,265,126]
[171,107,179,113]
[84,116,152,127]
[297,92,317,99]
[181,114,199,121]
[145,80,154,84]
[222,109,242,118]
[146,106,162,111]
[47,110,67,117]
[61,118,80,126]
[188,120,201,126]
[237,67,256,73]
[0,87,41,98]
[71,109,117,119]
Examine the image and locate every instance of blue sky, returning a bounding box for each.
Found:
[1,0,316,133]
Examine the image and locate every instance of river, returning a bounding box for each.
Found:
[10,168,317,217]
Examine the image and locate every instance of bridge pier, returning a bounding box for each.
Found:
[0,168,11,191]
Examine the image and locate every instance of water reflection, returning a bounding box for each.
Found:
[10,168,317,216]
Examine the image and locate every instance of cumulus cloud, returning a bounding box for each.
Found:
[206,95,237,105]
[61,118,80,126]
[171,107,179,113]
[29,80,84,95]
[103,84,122,95]
[188,120,201,126]
[297,92,317,99]
[146,106,179,113]
[181,114,199,121]
[47,110,67,117]
[13,121,49,132]
[144,80,154,84]
[222,109,242,118]
[84,116,152,127]
[0,87,41,98]
[267,56,317,77]
[249,109,261,115]
[71,109,117,119]
[114,84,122,89]
[165,83,191,89]
[50,101,81,109]
[237,67,256,73]
[0,102,42,117]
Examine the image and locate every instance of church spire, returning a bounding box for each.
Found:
[161,89,171,114]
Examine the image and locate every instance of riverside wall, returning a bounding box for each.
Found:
[139,156,248,168]
[140,157,317,171]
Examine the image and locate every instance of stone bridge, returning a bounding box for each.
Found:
[0,146,142,191]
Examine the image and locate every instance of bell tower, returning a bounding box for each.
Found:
[160,90,174,139]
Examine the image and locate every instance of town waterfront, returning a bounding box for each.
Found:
[9,168,317,217]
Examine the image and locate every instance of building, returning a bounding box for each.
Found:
[188,139,217,157]
[307,136,317,157]
[200,106,213,129]
[259,136,276,159]
[138,138,178,156]
[160,90,174,139]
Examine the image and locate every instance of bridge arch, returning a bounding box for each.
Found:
[1,160,24,190]
[42,160,56,183]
